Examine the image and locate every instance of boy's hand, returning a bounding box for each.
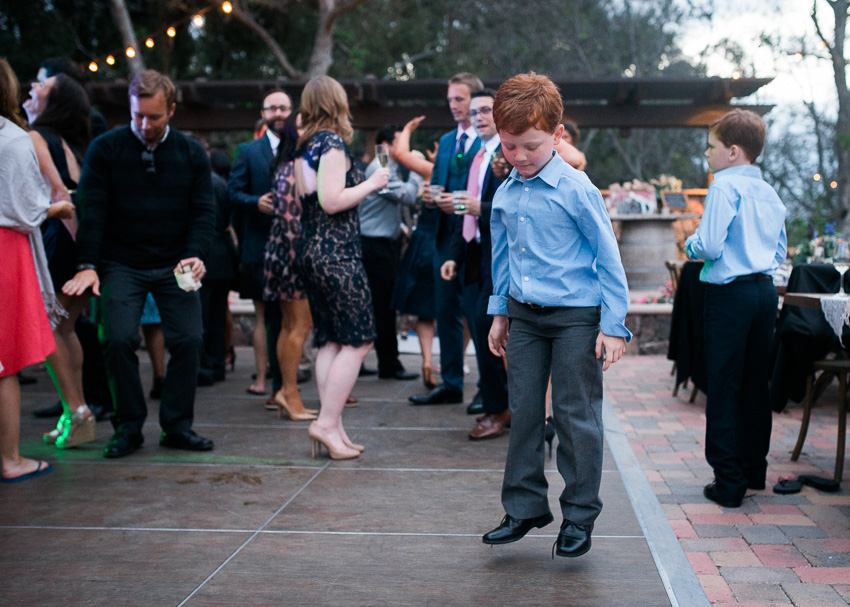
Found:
[596,332,626,371]
[489,315,509,357]
[440,260,457,281]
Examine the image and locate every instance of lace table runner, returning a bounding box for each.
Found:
[820,294,850,345]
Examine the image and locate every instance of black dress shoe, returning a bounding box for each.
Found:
[409,385,463,405]
[466,401,485,415]
[359,365,378,377]
[297,368,312,384]
[32,400,63,418]
[160,430,214,451]
[378,368,420,380]
[104,432,144,459]
[553,520,593,558]
[482,512,554,545]
[197,368,215,387]
[703,482,743,508]
[88,403,113,422]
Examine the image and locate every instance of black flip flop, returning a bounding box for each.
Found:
[799,475,840,493]
[773,478,802,494]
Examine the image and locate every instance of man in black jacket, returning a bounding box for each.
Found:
[63,70,216,458]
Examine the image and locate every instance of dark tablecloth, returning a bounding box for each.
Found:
[768,263,849,412]
[667,261,707,394]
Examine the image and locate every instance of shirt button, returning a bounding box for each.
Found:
[524,187,529,192]
[521,247,526,253]
[524,276,529,281]
[520,217,525,222]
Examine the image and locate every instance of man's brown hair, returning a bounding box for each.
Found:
[128,69,177,107]
[493,72,563,136]
[709,108,766,163]
[448,72,484,93]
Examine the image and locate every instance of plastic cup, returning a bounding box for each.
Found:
[452,191,467,214]
[174,266,202,292]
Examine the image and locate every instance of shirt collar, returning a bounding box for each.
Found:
[130,121,170,151]
[457,124,477,141]
[714,164,761,180]
[482,134,500,155]
[508,150,564,187]
[265,129,280,152]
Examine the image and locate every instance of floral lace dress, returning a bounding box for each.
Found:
[294,131,376,347]
[263,160,305,302]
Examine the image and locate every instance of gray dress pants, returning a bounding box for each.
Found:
[501,298,604,526]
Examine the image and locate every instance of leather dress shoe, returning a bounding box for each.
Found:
[703,482,743,508]
[467,401,485,415]
[160,430,214,451]
[104,432,144,459]
[379,368,420,380]
[553,520,593,558]
[197,368,215,387]
[359,365,378,377]
[409,385,463,405]
[482,512,554,545]
[296,368,311,384]
[469,410,511,441]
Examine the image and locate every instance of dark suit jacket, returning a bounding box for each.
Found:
[430,129,481,257]
[228,136,274,264]
[445,143,503,286]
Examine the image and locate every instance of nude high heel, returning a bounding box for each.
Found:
[342,437,364,452]
[275,390,317,421]
[308,422,359,460]
[56,405,97,449]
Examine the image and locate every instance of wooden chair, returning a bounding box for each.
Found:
[792,359,850,482]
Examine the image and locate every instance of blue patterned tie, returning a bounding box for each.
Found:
[455,132,469,159]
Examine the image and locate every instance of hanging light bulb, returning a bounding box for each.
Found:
[222,1,233,13]
[106,55,116,65]
[126,47,136,58]
[731,70,741,80]
[192,14,205,27]
[145,38,154,48]
[88,62,98,72]
[814,173,821,181]
[167,26,177,37]
[831,181,838,189]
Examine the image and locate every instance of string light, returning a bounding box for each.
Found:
[88,62,98,72]
[731,70,741,80]
[192,13,205,27]
[814,173,821,181]
[831,181,838,189]
[145,38,155,48]
[125,46,136,58]
[167,26,177,37]
[794,52,804,60]
[106,55,115,65]
[222,1,233,13]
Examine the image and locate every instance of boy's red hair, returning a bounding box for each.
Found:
[494,72,563,136]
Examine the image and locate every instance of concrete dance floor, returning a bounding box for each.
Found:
[1,348,715,607]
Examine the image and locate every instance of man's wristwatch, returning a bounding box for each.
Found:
[75,263,97,272]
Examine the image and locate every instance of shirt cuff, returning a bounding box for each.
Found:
[600,314,633,343]
[488,295,508,316]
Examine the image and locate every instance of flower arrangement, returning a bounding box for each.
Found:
[650,174,683,192]
[630,280,675,304]
[606,178,655,215]
[793,222,841,265]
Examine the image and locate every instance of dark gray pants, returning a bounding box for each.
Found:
[99,262,203,436]
[501,299,604,526]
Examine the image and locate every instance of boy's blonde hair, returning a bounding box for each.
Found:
[709,109,766,163]
[297,75,353,147]
[493,72,563,136]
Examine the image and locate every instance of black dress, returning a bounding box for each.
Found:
[36,128,79,291]
[390,204,438,319]
[294,131,376,348]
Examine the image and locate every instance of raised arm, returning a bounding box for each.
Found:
[395,116,434,181]
[29,130,72,204]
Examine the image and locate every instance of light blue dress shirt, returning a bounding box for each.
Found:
[685,165,786,285]
[488,152,632,340]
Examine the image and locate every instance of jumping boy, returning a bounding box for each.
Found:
[685,109,786,508]
[483,73,631,558]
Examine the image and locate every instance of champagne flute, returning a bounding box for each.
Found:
[376,143,391,194]
[834,239,850,295]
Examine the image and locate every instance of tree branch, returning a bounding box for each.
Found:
[230,0,302,79]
